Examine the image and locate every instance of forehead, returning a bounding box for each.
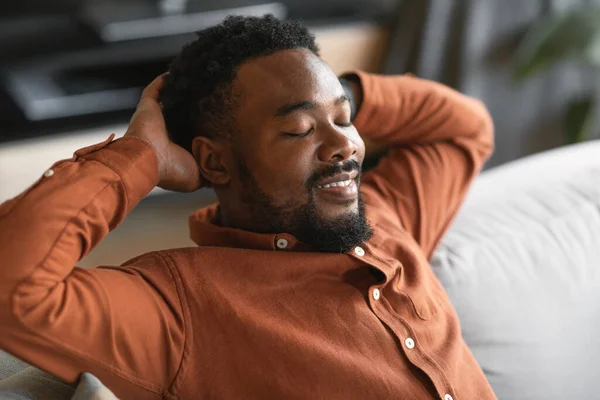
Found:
[234,49,342,113]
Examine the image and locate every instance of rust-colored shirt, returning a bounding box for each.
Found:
[0,72,496,399]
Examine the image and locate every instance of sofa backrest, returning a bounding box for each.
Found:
[431,140,600,400]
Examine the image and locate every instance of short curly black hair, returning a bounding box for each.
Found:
[159,14,320,153]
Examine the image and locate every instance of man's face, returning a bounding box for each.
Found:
[223,49,372,252]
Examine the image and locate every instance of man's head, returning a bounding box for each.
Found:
[160,15,373,253]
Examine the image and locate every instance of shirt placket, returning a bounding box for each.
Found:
[349,245,457,400]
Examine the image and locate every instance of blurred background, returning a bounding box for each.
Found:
[1,0,599,266]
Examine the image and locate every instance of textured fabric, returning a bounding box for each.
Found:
[72,373,119,400]
[0,351,29,381]
[0,366,74,400]
[431,140,600,400]
[0,72,495,399]
[0,352,116,400]
[0,366,116,400]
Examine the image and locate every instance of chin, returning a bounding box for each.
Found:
[318,201,359,219]
[304,201,373,253]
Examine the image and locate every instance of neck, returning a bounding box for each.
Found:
[216,203,275,235]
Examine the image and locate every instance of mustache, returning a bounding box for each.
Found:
[307,160,362,187]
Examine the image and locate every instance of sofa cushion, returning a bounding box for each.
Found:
[0,366,74,400]
[431,140,600,400]
[0,351,29,381]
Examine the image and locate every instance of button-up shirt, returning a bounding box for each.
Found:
[0,72,496,399]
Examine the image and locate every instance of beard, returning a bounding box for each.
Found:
[236,158,373,253]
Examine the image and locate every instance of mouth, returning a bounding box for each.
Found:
[316,179,354,189]
[315,171,359,202]
[316,171,359,188]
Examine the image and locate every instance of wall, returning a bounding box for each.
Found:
[386,0,600,168]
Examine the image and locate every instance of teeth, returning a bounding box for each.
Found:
[318,180,353,189]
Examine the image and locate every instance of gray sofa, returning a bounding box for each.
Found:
[431,139,600,399]
[1,139,599,399]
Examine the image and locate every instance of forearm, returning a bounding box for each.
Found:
[0,136,158,322]
[354,72,495,256]
[344,71,494,156]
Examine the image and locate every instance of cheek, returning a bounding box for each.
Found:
[251,149,314,200]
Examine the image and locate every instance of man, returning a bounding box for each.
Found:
[0,15,495,400]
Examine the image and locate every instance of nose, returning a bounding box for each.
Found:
[317,125,359,163]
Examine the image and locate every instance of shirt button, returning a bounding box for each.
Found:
[276,238,288,249]
[404,337,415,349]
[43,169,54,177]
[444,395,454,400]
[354,246,365,256]
[372,288,380,300]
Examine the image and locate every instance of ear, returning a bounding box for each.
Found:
[191,136,231,186]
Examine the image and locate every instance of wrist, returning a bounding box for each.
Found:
[80,136,160,208]
[124,134,167,183]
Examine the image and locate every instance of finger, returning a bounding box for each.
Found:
[141,72,169,101]
[133,73,168,117]
[128,93,167,133]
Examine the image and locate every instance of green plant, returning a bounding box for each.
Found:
[513,7,600,143]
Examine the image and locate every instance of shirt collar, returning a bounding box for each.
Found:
[189,203,311,252]
[188,203,396,281]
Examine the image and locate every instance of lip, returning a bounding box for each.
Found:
[316,171,359,187]
[314,171,359,202]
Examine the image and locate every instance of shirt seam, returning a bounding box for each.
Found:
[79,158,131,210]
[155,251,192,398]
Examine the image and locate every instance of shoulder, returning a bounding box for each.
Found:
[115,247,221,286]
[94,248,203,304]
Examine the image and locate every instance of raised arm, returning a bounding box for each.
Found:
[348,72,494,258]
[0,76,199,398]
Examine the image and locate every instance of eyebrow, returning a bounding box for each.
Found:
[275,94,350,117]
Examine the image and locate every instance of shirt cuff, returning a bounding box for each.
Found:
[75,135,160,211]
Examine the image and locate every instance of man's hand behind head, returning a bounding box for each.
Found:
[125,74,202,192]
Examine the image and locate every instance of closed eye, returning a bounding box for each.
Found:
[282,127,314,138]
[282,121,351,138]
